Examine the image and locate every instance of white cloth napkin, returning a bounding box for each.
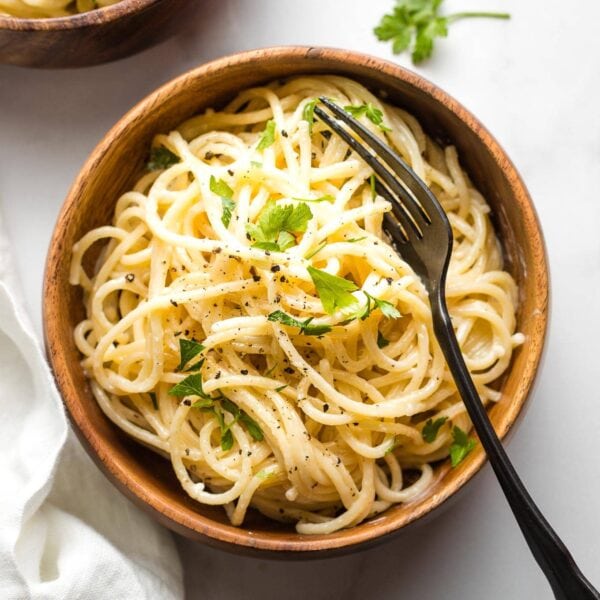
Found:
[0,228,183,599]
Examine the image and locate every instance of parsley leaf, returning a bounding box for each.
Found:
[240,413,264,441]
[210,175,235,228]
[303,98,318,132]
[221,397,264,442]
[368,293,401,319]
[377,331,390,348]
[268,310,332,336]
[177,339,205,372]
[257,119,276,150]
[147,146,180,171]
[369,174,377,200]
[422,416,448,443]
[246,202,312,252]
[374,0,510,65]
[169,373,210,399]
[344,291,401,322]
[307,266,359,314]
[190,397,214,409]
[449,425,477,467]
[344,103,391,132]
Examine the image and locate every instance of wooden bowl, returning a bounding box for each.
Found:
[0,0,195,68]
[43,47,549,557]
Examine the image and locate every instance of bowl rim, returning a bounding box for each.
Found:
[43,45,549,556]
[0,0,158,30]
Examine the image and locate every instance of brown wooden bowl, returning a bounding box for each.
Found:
[0,0,196,68]
[43,47,549,558]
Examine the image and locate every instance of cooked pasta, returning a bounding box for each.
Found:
[70,76,523,534]
[0,0,118,18]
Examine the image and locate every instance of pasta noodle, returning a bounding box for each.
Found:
[70,76,523,534]
[0,0,118,19]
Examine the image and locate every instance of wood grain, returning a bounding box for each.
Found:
[42,47,549,557]
[0,0,196,68]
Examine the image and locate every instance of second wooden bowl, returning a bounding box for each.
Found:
[43,47,549,557]
[0,0,196,68]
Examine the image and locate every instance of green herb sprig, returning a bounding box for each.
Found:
[210,176,235,228]
[449,425,476,467]
[344,103,391,132]
[246,202,312,251]
[268,310,332,336]
[374,0,510,64]
[147,146,180,171]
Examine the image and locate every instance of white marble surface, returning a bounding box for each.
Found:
[1,0,599,598]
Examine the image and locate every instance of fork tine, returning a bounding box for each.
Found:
[314,105,430,230]
[375,180,422,241]
[318,97,449,228]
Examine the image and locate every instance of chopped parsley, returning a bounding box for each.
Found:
[257,119,276,150]
[268,309,332,336]
[422,416,448,443]
[374,0,510,64]
[168,373,210,399]
[176,339,205,372]
[449,425,477,467]
[147,146,180,171]
[303,98,318,131]
[344,290,402,321]
[210,175,235,228]
[307,266,359,314]
[246,202,312,251]
[344,103,391,132]
[377,331,390,348]
[369,174,377,200]
[347,236,368,243]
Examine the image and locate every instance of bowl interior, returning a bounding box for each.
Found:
[43,47,548,556]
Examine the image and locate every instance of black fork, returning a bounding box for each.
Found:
[315,97,599,600]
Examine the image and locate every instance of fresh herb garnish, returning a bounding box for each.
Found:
[449,425,476,467]
[344,103,391,132]
[307,266,359,314]
[292,195,335,203]
[369,174,377,200]
[422,416,448,443]
[168,373,210,399]
[347,236,368,243]
[210,175,235,228]
[305,239,328,260]
[374,0,510,64]
[147,146,180,171]
[219,397,264,442]
[274,385,288,392]
[177,339,205,372]
[344,291,402,321]
[377,331,390,348]
[268,309,332,336]
[257,119,276,150]
[149,392,158,410]
[303,98,318,131]
[246,202,312,252]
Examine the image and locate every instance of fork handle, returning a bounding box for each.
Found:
[430,289,599,600]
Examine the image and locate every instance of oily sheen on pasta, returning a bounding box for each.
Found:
[70,76,523,534]
[0,0,118,18]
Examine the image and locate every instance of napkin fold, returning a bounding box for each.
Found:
[0,225,183,599]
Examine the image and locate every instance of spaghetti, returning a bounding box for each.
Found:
[70,76,523,534]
